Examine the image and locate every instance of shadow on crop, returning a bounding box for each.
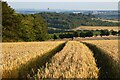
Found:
[82,42,120,80]
[18,42,67,79]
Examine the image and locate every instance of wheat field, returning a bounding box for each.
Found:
[83,40,119,62]
[1,40,119,79]
[33,41,99,79]
[73,26,119,31]
[82,40,120,78]
[2,41,65,78]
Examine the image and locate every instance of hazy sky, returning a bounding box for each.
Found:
[7,2,118,10]
[3,0,120,2]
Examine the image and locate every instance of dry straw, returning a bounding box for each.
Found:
[2,41,65,78]
[35,41,99,79]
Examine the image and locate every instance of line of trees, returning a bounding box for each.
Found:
[52,30,120,39]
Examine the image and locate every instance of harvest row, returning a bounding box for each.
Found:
[83,40,120,78]
[2,41,65,78]
[32,41,99,79]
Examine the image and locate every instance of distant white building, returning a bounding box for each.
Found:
[73,12,82,14]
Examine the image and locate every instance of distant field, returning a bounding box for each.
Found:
[99,19,118,23]
[73,35,119,40]
[92,18,118,23]
[73,26,119,31]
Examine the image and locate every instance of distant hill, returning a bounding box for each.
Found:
[38,12,119,29]
[93,11,118,20]
[16,9,118,20]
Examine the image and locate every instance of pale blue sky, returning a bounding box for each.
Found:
[8,2,118,10]
[3,0,120,2]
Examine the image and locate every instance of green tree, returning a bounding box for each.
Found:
[118,30,120,36]
[2,2,23,41]
[80,32,85,38]
[53,34,58,40]
[33,14,48,41]
[2,1,48,42]
[110,30,117,36]
[100,30,110,37]
[20,14,35,41]
[85,31,94,37]
[73,31,79,37]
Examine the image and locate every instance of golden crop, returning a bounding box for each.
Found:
[73,26,119,31]
[2,41,65,78]
[2,40,119,79]
[83,40,119,62]
[83,40,120,78]
[35,41,99,78]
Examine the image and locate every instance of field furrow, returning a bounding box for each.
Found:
[2,41,65,78]
[82,40,120,78]
[34,41,99,78]
[83,40,119,62]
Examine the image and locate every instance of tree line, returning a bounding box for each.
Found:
[2,2,48,42]
[52,30,120,39]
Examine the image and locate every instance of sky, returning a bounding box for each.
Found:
[3,0,120,2]
[3,0,119,10]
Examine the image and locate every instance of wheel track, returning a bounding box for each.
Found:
[33,41,99,79]
[82,42,120,79]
